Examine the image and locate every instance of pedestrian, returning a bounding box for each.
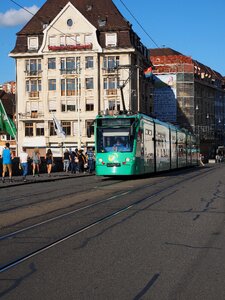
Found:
[69,150,76,174]
[199,153,205,167]
[63,149,70,172]
[19,147,29,182]
[45,148,53,176]
[77,150,86,173]
[1,142,13,183]
[86,147,95,173]
[32,148,41,177]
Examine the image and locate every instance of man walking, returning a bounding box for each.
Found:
[19,147,29,182]
[2,142,13,183]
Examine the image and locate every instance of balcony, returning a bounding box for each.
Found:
[60,68,81,75]
[29,91,39,98]
[102,68,117,75]
[105,89,117,96]
[61,90,80,97]
[25,70,42,77]
[48,44,92,51]
[18,111,44,119]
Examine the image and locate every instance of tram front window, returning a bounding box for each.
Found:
[97,129,134,152]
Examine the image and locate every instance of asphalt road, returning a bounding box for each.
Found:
[0,164,225,299]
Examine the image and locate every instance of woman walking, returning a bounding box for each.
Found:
[32,148,41,177]
[19,147,29,182]
[63,149,70,172]
[45,149,53,176]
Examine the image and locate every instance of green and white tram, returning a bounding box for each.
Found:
[94,112,199,176]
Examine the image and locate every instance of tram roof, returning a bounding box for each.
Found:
[96,112,191,134]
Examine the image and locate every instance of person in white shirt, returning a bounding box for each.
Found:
[19,147,29,181]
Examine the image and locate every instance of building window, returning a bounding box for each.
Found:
[25,122,34,136]
[86,120,94,136]
[26,101,43,114]
[62,121,71,135]
[26,80,41,92]
[103,56,119,70]
[103,77,118,89]
[49,36,57,46]
[84,34,93,45]
[61,100,76,112]
[25,59,41,75]
[26,80,41,97]
[85,56,94,69]
[60,57,80,74]
[66,35,80,45]
[108,100,120,111]
[36,123,44,136]
[60,36,66,46]
[61,78,80,96]
[48,58,56,69]
[48,79,56,91]
[67,19,73,27]
[105,33,117,47]
[28,36,38,50]
[66,79,75,95]
[49,121,56,136]
[86,100,94,111]
[85,78,94,89]
[49,100,57,112]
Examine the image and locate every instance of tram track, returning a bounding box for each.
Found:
[0,166,212,231]
[0,177,124,213]
[0,165,216,274]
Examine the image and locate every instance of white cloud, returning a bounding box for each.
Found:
[0,5,39,27]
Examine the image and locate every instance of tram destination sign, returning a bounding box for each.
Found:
[99,118,134,127]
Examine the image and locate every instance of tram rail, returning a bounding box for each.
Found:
[0,166,215,274]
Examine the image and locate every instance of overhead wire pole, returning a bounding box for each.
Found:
[116,64,139,113]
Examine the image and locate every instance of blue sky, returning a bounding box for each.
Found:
[0,0,225,83]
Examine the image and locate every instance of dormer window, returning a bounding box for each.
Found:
[28,36,38,50]
[86,5,93,11]
[98,16,107,27]
[105,33,117,47]
[42,23,48,30]
[49,36,57,46]
[85,34,93,45]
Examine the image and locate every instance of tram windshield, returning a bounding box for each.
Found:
[97,128,134,153]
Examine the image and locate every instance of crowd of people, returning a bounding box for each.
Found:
[62,147,95,174]
[1,142,95,183]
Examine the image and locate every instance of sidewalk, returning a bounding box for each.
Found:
[0,171,94,189]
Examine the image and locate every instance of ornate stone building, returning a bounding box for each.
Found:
[10,0,151,156]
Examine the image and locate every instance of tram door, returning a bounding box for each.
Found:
[143,121,155,173]
[177,132,187,167]
[155,124,170,172]
[170,130,177,169]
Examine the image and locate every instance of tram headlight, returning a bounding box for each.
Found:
[98,158,105,165]
[125,157,130,162]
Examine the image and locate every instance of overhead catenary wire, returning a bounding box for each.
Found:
[118,0,160,48]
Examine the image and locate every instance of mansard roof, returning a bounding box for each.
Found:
[11,0,134,53]
[150,48,183,56]
[150,47,225,82]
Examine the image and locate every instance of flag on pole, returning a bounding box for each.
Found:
[144,66,153,78]
[0,100,17,139]
[52,114,66,139]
